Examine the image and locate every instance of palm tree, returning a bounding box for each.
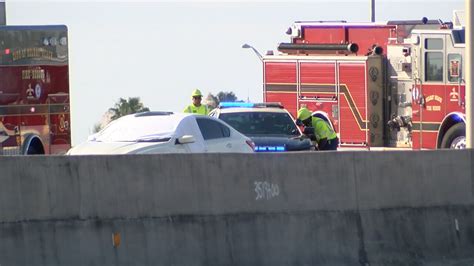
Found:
[109,97,150,120]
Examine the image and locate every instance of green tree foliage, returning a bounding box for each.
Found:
[204,93,219,110]
[204,91,239,111]
[92,123,102,134]
[93,97,149,133]
[109,97,150,120]
[216,91,237,103]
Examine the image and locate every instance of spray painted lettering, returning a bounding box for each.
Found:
[254,181,280,200]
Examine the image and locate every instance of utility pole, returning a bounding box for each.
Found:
[467,0,473,148]
[0,0,5,25]
[370,0,375,22]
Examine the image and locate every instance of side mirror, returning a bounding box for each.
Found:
[87,133,98,141]
[295,119,303,126]
[176,135,195,144]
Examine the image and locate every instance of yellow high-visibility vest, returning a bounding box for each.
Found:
[312,117,337,141]
[183,104,209,115]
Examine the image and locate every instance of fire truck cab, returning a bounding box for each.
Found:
[261,11,465,149]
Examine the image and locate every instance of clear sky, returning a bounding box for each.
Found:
[6,0,464,145]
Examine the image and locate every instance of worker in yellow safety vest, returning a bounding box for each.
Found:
[297,107,339,150]
[183,89,209,115]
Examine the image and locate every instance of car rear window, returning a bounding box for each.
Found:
[94,115,177,142]
[219,111,299,136]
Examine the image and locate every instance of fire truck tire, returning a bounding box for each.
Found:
[441,123,466,149]
[26,145,41,155]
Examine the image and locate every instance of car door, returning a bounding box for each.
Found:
[196,117,235,152]
[173,115,207,153]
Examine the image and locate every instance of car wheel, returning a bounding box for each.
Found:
[441,123,466,149]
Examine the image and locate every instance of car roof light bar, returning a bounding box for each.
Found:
[219,102,255,108]
[253,102,284,108]
[219,102,284,109]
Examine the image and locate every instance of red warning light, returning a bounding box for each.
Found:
[4,48,10,55]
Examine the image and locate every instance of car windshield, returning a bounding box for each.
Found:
[219,111,299,136]
[92,115,178,142]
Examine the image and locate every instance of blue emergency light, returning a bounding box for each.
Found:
[219,102,254,108]
[255,146,286,152]
[219,102,284,109]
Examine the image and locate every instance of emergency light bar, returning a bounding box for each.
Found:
[219,102,284,109]
[219,102,254,108]
[255,145,286,152]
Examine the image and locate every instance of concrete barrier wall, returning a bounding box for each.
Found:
[0,150,473,265]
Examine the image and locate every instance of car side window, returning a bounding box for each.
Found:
[196,118,231,140]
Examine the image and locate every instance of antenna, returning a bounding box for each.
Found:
[370,0,375,22]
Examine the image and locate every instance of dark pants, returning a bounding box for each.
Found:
[319,137,339,151]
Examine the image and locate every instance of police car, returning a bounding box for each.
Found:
[209,102,313,152]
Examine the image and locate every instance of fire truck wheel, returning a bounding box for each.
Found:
[24,136,45,155]
[27,145,40,155]
[441,123,466,149]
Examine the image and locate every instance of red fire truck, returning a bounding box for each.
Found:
[261,11,465,149]
[0,25,70,155]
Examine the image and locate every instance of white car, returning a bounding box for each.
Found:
[67,112,255,155]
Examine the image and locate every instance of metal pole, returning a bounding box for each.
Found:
[467,0,473,148]
[0,0,6,25]
[370,0,375,22]
[242,43,264,103]
[242,43,262,61]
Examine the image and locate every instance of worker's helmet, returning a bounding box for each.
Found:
[191,89,203,98]
[297,107,312,121]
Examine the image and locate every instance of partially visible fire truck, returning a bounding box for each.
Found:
[261,11,465,149]
[0,25,70,155]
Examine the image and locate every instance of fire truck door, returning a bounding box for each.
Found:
[414,35,447,149]
[298,61,338,127]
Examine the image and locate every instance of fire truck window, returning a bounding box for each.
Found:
[425,38,443,50]
[452,30,465,44]
[425,52,443,82]
[448,54,462,83]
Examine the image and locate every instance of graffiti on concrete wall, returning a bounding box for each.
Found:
[254,181,280,200]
